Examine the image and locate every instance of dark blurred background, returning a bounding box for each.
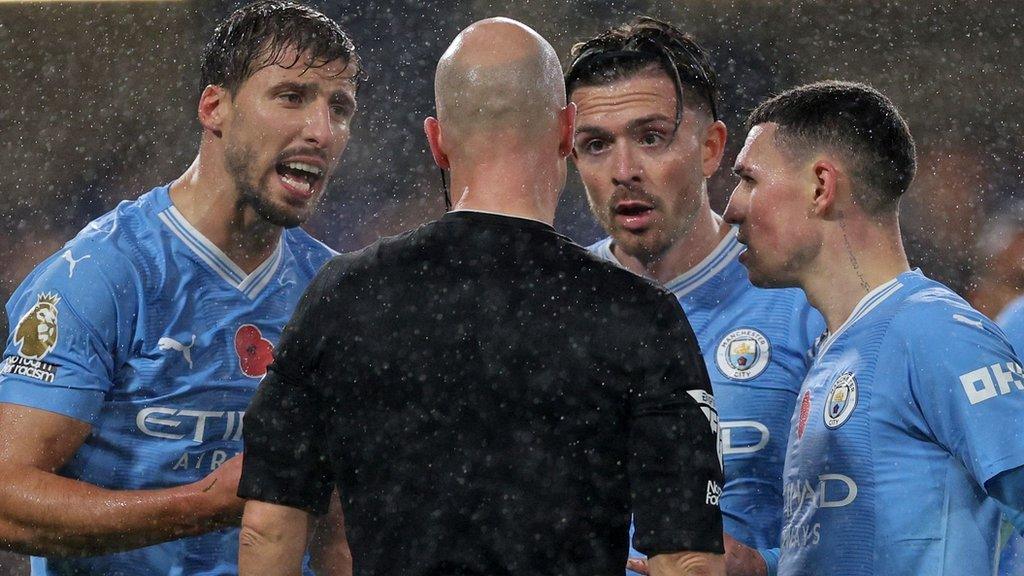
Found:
[0,0,1022,573]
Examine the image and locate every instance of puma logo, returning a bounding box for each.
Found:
[61,250,91,278]
[953,314,984,330]
[158,335,196,369]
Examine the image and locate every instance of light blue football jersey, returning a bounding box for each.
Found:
[999,295,1024,353]
[998,295,1024,576]
[0,185,335,576]
[591,228,825,558]
[780,270,1024,575]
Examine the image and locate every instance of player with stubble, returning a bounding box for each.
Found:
[724,80,1024,574]
[238,17,724,576]
[565,18,825,576]
[0,2,358,574]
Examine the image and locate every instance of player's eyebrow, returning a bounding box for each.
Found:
[575,114,675,139]
[273,80,316,94]
[273,80,356,114]
[574,124,613,139]
[627,114,674,130]
[329,90,357,115]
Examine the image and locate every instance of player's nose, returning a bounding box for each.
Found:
[723,184,748,225]
[301,101,336,149]
[610,143,642,185]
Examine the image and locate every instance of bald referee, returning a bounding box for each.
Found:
[237,17,724,576]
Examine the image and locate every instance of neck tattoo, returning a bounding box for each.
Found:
[837,215,870,293]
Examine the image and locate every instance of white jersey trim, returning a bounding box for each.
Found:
[158,206,283,300]
[590,227,742,299]
[815,276,904,358]
[664,228,742,298]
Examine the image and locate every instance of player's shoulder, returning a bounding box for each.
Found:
[281,226,338,277]
[585,236,615,260]
[998,295,1024,331]
[889,271,1002,343]
[15,187,171,299]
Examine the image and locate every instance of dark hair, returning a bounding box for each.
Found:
[564,16,719,131]
[200,1,364,94]
[747,80,917,214]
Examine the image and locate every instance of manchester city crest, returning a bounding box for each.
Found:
[823,372,858,429]
[715,328,771,381]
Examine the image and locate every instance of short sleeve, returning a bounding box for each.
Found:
[238,257,343,515]
[0,242,133,424]
[629,294,725,556]
[904,308,1024,486]
[997,296,1024,355]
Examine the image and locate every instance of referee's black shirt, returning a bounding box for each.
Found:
[240,210,724,575]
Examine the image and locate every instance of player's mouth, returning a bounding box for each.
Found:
[735,234,750,261]
[613,200,656,231]
[276,160,325,201]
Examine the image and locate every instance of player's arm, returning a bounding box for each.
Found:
[0,403,244,556]
[308,490,352,576]
[723,534,770,576]
[239,500,310,576]
[0,246,245,555]
[906,310,1024,529]
[986,465,1024,533]
[628,534,767,576]
[648,551,724,576]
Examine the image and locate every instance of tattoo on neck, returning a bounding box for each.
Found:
[837,215,870,293]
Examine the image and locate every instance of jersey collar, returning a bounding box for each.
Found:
[663,228,743,298]
[594,228,742,298]
[157,204,284,300]
[815,273,906,357]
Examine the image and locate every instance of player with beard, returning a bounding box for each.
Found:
[0,2,359,574]
[565,18,825,576]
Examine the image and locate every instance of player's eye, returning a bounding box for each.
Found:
[279,92,303,105]
[580,139,608,155]
[331,104,353,118]
[640,131,665,146]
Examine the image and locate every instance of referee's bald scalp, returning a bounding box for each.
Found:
[435,18,565,146]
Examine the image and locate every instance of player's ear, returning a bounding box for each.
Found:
[198,84,228,138]
[558,102,577,159]
[811,159,839,216]
[701,119,728,178]
[423,117,450,170]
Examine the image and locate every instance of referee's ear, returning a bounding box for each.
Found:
[424,117,450,169]
[558,102,576,159]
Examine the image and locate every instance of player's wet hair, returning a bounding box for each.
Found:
[747,80,917,215]
[564,16,719,133]
[201,0,365,94]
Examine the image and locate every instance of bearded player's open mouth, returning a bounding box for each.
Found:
[614,200,655,231]
[276,160,324,200]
